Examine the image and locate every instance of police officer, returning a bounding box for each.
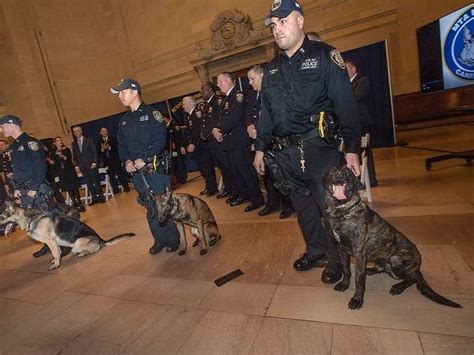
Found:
[246,64,294,219]
[0,115,71,257]
[181,96,217,196]
[215,72,264,211]
[200,82,236,200]
[254,0,361,284]
[111,78,180,254]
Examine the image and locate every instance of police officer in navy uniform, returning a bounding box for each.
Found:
[200,82,236,200]
[181,96,217,196]
[246,64,294,219]
[0,115,71,257]
[214,72,264,211]
[254,0,361,284]
[111,79,180,254]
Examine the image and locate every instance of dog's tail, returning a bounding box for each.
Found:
[416,273,462,308]
[101,233,136,247]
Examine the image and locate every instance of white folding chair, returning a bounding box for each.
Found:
[99,167,114,200]
[360,133,372,203]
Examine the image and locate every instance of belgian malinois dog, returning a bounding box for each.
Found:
[155,187,221,256]
[324,166,462,309]
[0,201,135,271]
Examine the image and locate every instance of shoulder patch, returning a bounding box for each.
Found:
[27,141,39,152]
[236,92,244,103]
[196,110,202,119]
[330,49,346,70]
[196,101,205,111]
[153,110,164,123]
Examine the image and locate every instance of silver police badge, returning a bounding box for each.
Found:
[272,0,282,11]
[196,111,202,119]
[330,49,346,70]
[28,141,39,151]
[152,110,164,123]
[236,93,244,103]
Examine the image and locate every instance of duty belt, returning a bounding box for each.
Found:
[272,129,320,150]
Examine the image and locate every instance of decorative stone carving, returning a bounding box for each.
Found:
[198,9,265,59]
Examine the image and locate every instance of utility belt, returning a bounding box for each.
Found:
[271,112,339,150]
[143,151,172,175]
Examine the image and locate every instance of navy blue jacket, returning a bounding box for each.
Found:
[9,133,47,191]
[117,102,167,162]
[218,87,250,149]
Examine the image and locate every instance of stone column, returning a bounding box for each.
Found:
[195,64,209,84]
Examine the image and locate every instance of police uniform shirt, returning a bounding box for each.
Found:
[201,94,224,141]
[9,133,47,191]
[184,107,204,147]
[218,87,249,147]
[117,102,167,162]
[245,90,261,127]
[256,35,361,153]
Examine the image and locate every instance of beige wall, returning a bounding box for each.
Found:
[0,0,469,139]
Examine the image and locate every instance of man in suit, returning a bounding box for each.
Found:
[97,127,130,193]
[72,126,105,205]
[163,114,187,185]
[345,59,378,187]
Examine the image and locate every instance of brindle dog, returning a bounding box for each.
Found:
[0,201,135,271]
[324,166,461,309]
[155,187,221,256]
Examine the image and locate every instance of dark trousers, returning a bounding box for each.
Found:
[274,136,340,264]
[192,142,217,192]
[105,161,129,192]
[227,146,263,204]
[264,171,294,212]
[173,153,188,184]
[80,166,104,202]
[131,171,179,247]
[210,147,235,195]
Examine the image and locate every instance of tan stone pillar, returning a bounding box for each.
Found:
[195,65,209,84]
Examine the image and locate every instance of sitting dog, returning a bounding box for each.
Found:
[0,201,135,271]
[323,166,462,309]
[154,187,221,255]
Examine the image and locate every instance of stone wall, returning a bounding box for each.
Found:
[0,0,469,139]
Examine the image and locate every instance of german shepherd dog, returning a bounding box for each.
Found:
[323,166,461,309]
[0,201,135,271]
[154,187,221,256]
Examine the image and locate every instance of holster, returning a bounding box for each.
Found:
[308,112,338,145]
[263,151,290,196]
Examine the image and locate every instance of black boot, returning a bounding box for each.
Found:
[70,189,86,212]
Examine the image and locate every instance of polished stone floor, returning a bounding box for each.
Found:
[0,123,473,354]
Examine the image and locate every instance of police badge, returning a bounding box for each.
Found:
[196,111,202,119]
[28,141,39,151]
[236,93,244,103]
[152,110,164,123]
[272,0,282,11]
[330,49,346,70]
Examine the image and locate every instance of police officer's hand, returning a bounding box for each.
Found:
[180,147,186,155]
[186,144,195,153]
[212,128,223,142]
[13,190,21,199]
[247,124,257,139]
[345,153,361,176]
[91,163,97,169]
[27,190,37,198]
[253,151,265,176]
[125,160,136,173]
[75,166,81,174]
[134,159,146,170]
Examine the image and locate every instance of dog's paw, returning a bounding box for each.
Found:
[334,281,349,292]
[48,263,60,271]
[192,239,200,247]
[178,249,186,256]
[200,249,207,255]
[348,297,363,309]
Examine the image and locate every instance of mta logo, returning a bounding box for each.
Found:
[445,6,474,80]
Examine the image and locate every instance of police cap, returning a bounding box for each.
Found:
[264,0,303,26]
[0,115,22,126]
[110,78,141,94]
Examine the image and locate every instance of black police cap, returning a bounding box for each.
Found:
[110,78,141,94]
[264,0,303,26]
[0,115,22,126]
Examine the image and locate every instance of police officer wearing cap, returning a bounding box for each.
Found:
[111,79,180,254]
[0,115,71,257]
[254,0,361,284]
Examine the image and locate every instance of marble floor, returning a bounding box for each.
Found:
[0,123,473,354]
